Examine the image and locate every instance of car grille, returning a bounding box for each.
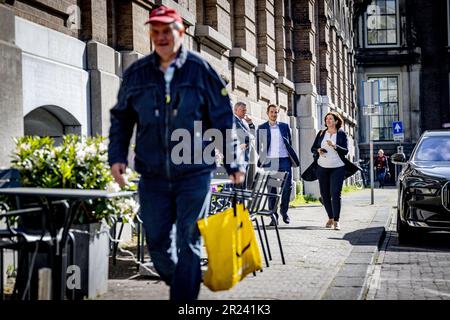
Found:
[442,182,450,212]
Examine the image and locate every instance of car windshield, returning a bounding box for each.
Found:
[414,136,450,161]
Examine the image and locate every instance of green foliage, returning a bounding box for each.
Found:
[295,181,303,195]
[289,193,320,207]
[10,135,139,224]
[342,184,362,193]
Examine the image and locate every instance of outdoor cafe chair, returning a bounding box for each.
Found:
[251,171,288,265]
[0,198,78,300]
[0,169,77,300]
[209,171,272,268]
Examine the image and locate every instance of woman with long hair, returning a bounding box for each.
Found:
[310,112,349,230]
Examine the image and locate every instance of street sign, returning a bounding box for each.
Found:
[393,121,403,134]
[393,121,404,141]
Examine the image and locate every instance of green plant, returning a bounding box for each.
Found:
[11,135,139,224]
[342,184,361,193]
[295,181,303,195]
[289,193,320,207]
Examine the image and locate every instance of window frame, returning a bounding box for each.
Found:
[364,0,400,48]
[367,74,400,141]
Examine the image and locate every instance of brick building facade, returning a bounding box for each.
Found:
[0,0,359,195]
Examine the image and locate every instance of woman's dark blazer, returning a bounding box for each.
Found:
[301,129,360,181]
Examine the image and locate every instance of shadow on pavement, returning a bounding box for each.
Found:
[109,258,140,280]
[327,226,385,246]
[386,230,450,252]
[275,225,330,231]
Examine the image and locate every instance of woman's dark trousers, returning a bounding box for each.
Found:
[316,165,345,222]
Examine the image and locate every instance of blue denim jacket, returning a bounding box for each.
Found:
[108,45,242,180]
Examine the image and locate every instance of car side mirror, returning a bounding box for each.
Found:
[391,152,407,165]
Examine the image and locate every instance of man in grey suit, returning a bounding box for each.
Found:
[234,102,255,187]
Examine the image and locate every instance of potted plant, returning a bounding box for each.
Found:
[10,135,139,299]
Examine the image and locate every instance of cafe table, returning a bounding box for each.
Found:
[0,187,136,300]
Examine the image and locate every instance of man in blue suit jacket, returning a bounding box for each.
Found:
[256,104,299,225]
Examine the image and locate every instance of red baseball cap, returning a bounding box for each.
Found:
[145,6,183,24]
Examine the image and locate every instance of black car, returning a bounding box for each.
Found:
[391,130,450,243]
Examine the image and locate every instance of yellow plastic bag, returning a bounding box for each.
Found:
[197,203,263,291]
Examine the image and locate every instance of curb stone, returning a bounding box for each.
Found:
[321,206,393,300]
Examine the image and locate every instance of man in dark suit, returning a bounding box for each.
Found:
[257,104,299,225]
[234,102,255,187]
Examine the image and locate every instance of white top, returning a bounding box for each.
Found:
[267,123,289,158]
[240,118,250,131]
[317,131,345,168]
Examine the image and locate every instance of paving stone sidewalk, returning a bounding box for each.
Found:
[365,211,450,300]
[99,187,397,300]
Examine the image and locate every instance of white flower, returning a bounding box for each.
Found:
[106,181,121,193]
[98,142,107,153]
[76,149,86,160]
[23,159,33,170]
[85,144,97,158]
[18,142,30,152]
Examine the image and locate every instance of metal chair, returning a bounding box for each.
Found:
[251,171,289,265]
[210,171,272,268]
[0,169,76,300]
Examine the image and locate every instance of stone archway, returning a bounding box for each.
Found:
[24,105,81,144]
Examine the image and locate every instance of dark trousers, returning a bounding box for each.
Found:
[138,173,211,301]
[266,157,292,220]
[376,169,387,188]
[316,165,345,222]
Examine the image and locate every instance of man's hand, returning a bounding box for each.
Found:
[111,163,127,188]
[243,114,253,124]
[239,143,248,150]
[229,171,245,184]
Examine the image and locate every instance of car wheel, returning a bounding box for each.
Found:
[397,205,413,244]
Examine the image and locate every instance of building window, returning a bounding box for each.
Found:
[368,76,399,140]
[366,0,398,46]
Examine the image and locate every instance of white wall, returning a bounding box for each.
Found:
[15,17,89,134]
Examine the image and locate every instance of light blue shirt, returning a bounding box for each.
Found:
[268,123,289,158]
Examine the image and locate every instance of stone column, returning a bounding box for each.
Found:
[330,24,338,109]
[292,0,321,197]
[116,1,149,71]
[256,0,276,67]
[318,0,332,99]
[233,0,257,56]
[296,83,320,197]
[254,0,278,104]
[80,0,108,43]
[0,5,23,168]
[274,0,286,77]
[284,1,294,81]
[80,0,121,137]
[204,0,232,41]
[87,41,121,136]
